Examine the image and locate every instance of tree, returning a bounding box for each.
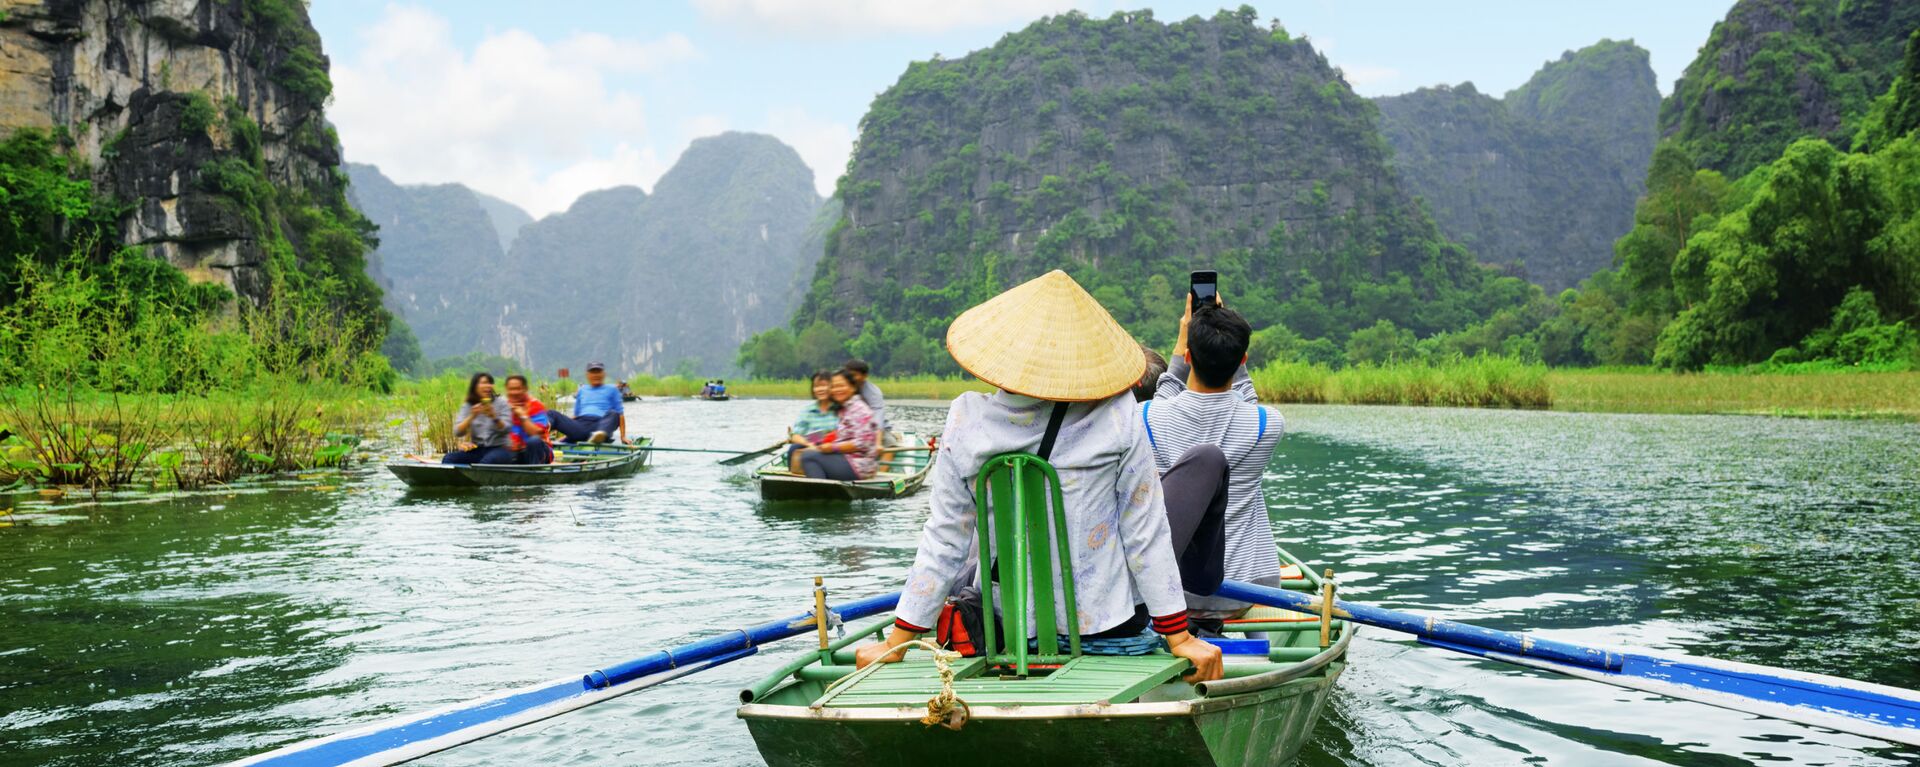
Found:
[737,327,803,378]
[796,320,851,372]
[1345,319,1417,365]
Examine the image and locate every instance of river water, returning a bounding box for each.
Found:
[2,399,1917,766]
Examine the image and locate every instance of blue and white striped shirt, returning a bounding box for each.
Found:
[1145,357,1285,611]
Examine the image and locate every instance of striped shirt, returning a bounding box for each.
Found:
[893,390,1189,638]
[1145,356,1285,612]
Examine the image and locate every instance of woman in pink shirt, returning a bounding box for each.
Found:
[796,369,879,480]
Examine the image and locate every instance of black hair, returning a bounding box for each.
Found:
[843,359,870,376]
[505,374,529,388]
[827,368,858,411]
[810,369,834,383]
[1133,343,1168,402]
[1188,304,1252,388]
[465,372,495,405]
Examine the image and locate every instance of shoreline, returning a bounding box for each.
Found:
[621,369,1920,421]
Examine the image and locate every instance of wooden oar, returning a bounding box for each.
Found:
[718,440,789,466]
[229,591,903,767]
[1214,580,1920,746]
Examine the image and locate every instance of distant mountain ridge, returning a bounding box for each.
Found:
[349,132,828,375]
[1374,40,1661,291]
[345,164,530,362]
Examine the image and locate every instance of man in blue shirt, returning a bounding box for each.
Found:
[548,361,626,444]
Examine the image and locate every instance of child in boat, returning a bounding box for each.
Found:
[503,374,554,464]
[787,371,840,474]
[853,271,1223,683]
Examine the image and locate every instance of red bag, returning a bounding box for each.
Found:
[936,594,987,657]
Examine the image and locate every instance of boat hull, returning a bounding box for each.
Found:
[755,434,934,502]
[387,440,653,488]
[740,665,1342,767]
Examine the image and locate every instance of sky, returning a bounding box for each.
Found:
[309,0,1737,219]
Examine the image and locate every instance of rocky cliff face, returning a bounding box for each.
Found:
[792,9,1532,362]
[0,0,357,304]
[1660,0,1920,176]
[500,132,825,374]
[346,163,525,361]
[1375,40,1660,291]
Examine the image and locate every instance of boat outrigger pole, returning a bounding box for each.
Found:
[1215,579,1920,746]
[229,590,902,767]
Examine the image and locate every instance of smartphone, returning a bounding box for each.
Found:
[1190,270,1219,306]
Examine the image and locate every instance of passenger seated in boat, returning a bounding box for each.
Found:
[843,359,889,440]
[854,270,1224,682]
[786,370,840,474]
[795,369,879,481]
[502,374,554,465]
[1145,292,1285,633]
[442,372,515,465]
[547,362,625,444]
[1133,342,1168,402]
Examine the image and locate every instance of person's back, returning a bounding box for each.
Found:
[1145,299,1284,615]
[857,270,1221,683]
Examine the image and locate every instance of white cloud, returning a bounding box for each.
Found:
[693,0,1080,36]
[761,107,853,197]
[330,5,697,217]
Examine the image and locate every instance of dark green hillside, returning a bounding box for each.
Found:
[345,163,513,362]
[1660,0,1920,177]
[786,7,1535,373]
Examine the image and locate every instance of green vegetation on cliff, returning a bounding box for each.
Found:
[777,8,1538,376]
[1544,22,1920,372]
[1659,0,1920,177]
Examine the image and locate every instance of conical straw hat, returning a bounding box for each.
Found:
[946,270,1146,402]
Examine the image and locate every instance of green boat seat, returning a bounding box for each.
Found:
[821,450,1196,709]
[819,655,1191,708]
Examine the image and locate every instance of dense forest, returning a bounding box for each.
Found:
[747,8,1539,377]
[1375,40,1660,291]
[1542,4,1920,370]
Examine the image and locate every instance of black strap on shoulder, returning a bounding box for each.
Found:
[1037,402,1070,460]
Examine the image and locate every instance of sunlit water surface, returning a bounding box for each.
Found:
[2,400,1917,766]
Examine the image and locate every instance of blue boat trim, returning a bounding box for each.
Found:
[1214,579,1919,745]
[233,592,901,767]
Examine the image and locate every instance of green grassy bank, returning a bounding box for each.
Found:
[637,361,1919,421]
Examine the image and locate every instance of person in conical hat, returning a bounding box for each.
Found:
[854,270,1223,682]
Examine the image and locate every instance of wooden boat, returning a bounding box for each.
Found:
[698,393,731,401]
[753,433,934,501]
[739,451,1349,766]
[387,438,654,488]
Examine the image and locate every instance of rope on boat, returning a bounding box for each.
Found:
[822,639,970,730]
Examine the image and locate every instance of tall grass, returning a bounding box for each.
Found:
[1548,368,1920,418]
[1252,356,1552,409]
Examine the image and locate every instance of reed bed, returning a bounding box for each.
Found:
[1253,357,1552,409]
[0,384,377,492]
[1547,368,1920,419]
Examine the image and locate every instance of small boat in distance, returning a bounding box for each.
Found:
[387,438,654,488]
[754,433,934,501]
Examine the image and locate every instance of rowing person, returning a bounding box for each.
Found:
[854,270,1223,682]
[843,359,888,440]
[547,361,626,444]
[442,372,514,464]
